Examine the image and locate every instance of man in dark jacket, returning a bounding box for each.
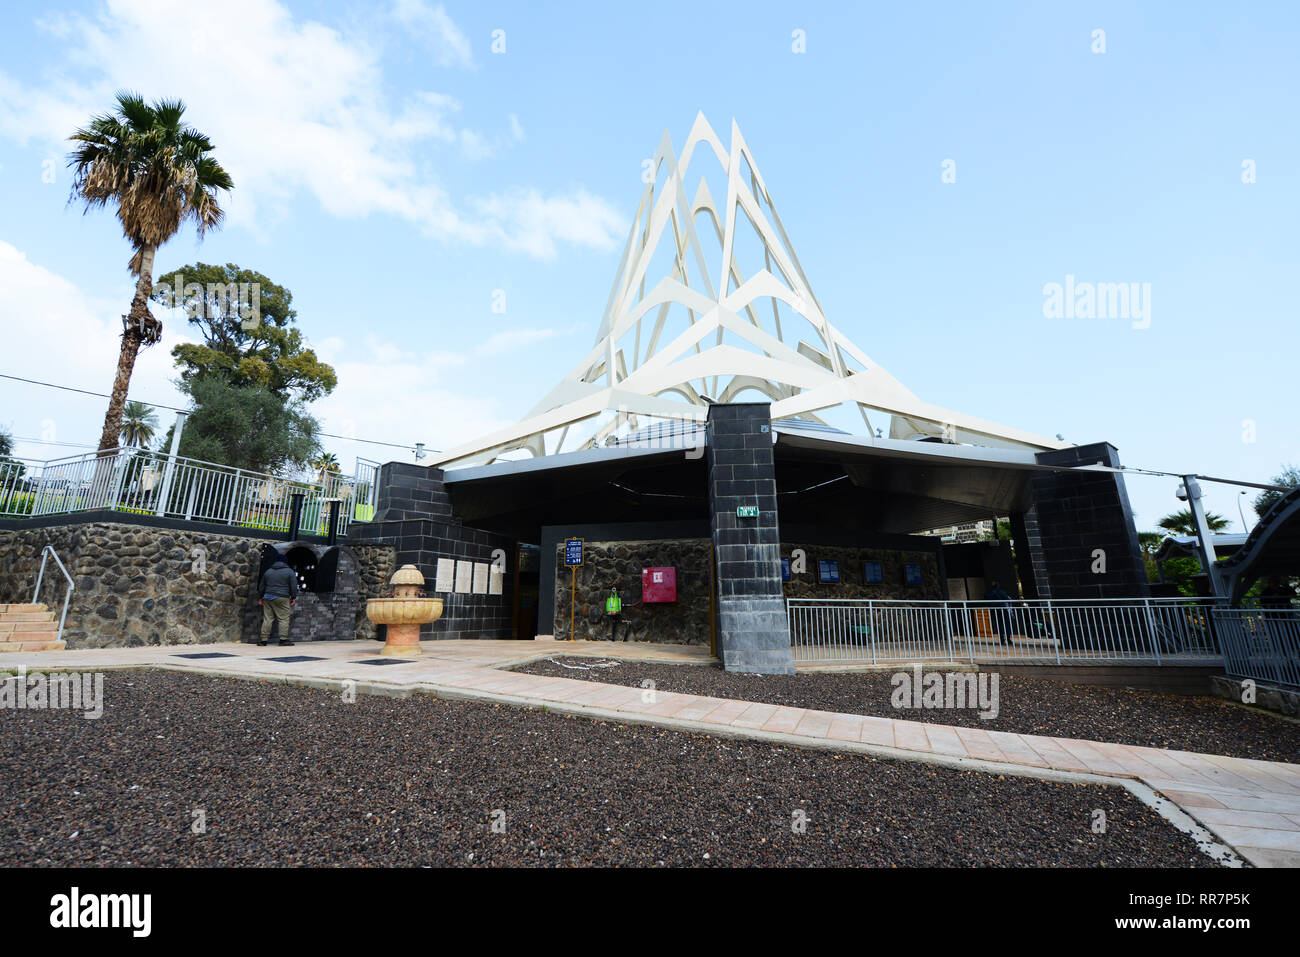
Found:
[258,557,300,646]
[983,580,1014,646]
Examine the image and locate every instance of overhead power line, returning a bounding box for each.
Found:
[0,372,438,453]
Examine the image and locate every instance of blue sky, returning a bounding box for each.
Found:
[0,0,1297,533]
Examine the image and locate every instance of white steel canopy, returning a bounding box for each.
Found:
[431,114,1068,468]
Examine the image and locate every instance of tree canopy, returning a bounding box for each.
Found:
[153,263,337,404]
[1156,509,1230,537]
[1254,464,1300,518]
[176,376,320,474]
[67,92,232,452]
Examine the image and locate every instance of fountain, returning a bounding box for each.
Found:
[364,564,443,655]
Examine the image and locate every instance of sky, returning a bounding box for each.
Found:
[0,0,1297,535]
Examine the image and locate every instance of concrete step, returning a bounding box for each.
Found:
[0,640,67,653]
[0,604,48,615]
[0,622,59,636]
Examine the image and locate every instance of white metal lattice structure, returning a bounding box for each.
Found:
[431,114,1067,468]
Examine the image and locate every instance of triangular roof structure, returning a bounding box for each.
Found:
[431,113,1067,468]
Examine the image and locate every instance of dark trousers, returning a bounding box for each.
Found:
[608,614,625,641]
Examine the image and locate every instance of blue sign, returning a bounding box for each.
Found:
[781,557,791,582]
[564,538,584,567]
[904,563,923,586]
[817,560,840,584]
[863,561,883,584]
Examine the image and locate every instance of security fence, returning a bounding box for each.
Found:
[1212,608,1300,690]
[0,448,381,537]
[787,597,1225,665]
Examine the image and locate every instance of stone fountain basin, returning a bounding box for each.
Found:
[365,597,444,626]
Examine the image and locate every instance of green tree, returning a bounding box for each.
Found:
[119,400,160,448]
[177,376,320,474]
[153,263,337,403]
[311,451,341,483]
[1254,464,1300,518]
[1156,509,1230,537]
[68,92,233,453]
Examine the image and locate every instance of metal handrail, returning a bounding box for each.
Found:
[2,448,380,534]
[786,596,1224,665]
[33,545,74,643]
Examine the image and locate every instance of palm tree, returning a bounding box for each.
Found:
[1157,509,1230,537]
[311,452,341,485]
[119,401,159,448]
[68,92,233,454]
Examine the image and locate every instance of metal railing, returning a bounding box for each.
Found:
[1212,608,1300,690]
[33,545,74,643]
[0,449,380,537]
[786,597,1225,665]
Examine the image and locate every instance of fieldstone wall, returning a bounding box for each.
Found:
[781,543,944,600]
[0,521,395,648]
[1209,673,1300,717]
[553,538,711,644]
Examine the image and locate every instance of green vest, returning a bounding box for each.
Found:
[606,593,622,614]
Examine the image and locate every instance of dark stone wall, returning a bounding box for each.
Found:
[1026,442,1150,599]
[238,542,388,644]
[706,403,794,674]
[551,538,711,644]
[352,462,516,640]
[0,521,393,648]
[781,543,944,600]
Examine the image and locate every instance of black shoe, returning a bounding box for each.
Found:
[278,640,293,647]
[257,641,267,647]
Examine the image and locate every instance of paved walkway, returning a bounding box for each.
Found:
[5,638,1298,867]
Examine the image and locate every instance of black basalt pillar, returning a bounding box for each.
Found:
[1026,442,1150,599]
[706,403,794,674]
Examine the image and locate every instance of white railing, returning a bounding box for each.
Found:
[1213,608,1300,690]
[786,597,1225,665]
[0,448,380,537]
[33,545,74,643]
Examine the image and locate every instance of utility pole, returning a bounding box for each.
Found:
[1178,475,1224,597]
[154,411,187,517]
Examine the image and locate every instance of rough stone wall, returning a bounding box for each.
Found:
[553,538,711,644]
[0,522,395,648]
[781,544,944,600]
[353,543,397,641]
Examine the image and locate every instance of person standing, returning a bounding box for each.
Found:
[983,580,1014,645]
[605,585,624,642]
[258,555,300,646]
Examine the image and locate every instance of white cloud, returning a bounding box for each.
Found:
[311,334,512,462]
[474,189,628,260]
[391,0,475,69]
[0,240,194,459]
[0,240,515,467]
[0,0,624,258]
[475,325,577,356]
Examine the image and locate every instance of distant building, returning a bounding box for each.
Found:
[918,520,1000,544]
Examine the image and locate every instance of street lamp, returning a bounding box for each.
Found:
[1237,490,1250,533]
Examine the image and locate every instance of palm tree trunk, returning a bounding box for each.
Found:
[97,246,158,454]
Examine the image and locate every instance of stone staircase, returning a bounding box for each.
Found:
[0,603,66,652]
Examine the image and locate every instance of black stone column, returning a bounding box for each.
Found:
[352,462,517,640]
[1008,511,1045,599]
[706,403,794,674]
[1025,442,1150,599]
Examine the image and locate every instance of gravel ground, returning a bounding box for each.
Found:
[514,657,1300,764]
[0,670,1218,867]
